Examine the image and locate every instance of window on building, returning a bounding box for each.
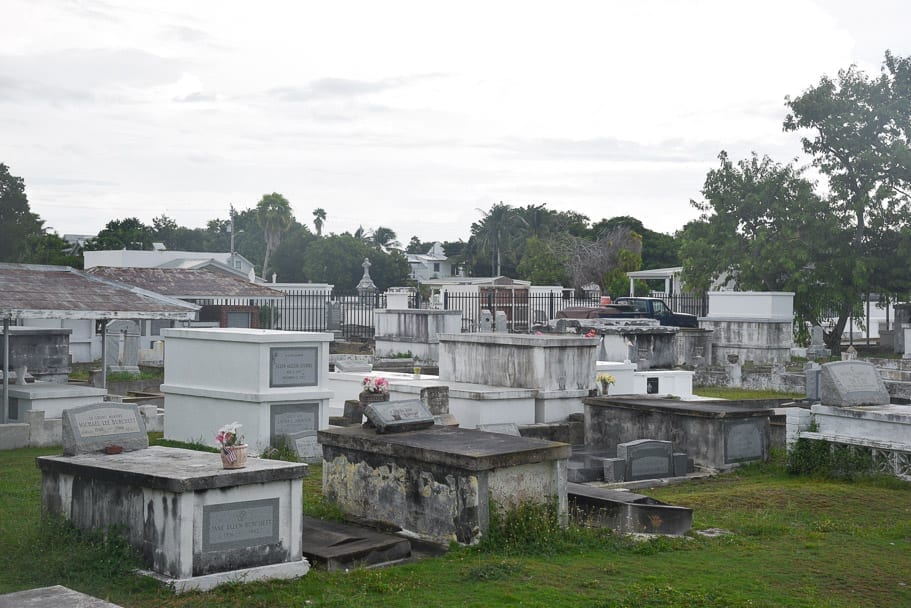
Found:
[433,263,440,272]
[226,312,252,328]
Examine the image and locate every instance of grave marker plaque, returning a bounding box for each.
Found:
[62,403,148,455]
[202,498,280,552]
[270,402,320,445]
[820,361,890,407]
[723,419,764,464]
[364,399,435,434]
[269,347,318,387]
[617,439,673,481]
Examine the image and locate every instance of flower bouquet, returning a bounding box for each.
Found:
[359,376,390,406]
[596,373,616,395]
[216,421,248,469]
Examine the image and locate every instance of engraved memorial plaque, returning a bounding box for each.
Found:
[819,361,890,406]
[62,403,148,455]
[724,420,764,464]
[270,403,320,445]
[269,347,318,387]
[203,498,280,551]
[617,439,673,481]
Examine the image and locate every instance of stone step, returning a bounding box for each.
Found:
[301,516,413,571]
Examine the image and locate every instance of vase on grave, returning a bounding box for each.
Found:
[359,391,389,407]
[221,444,248,469]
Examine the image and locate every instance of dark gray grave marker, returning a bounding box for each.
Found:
[364,399,435,434]
[723,419,764,464]
[617,439,673,480]
[646,377,659,394]
[202,498,280,552]
[62,402,148,456]
[819,360,890,406]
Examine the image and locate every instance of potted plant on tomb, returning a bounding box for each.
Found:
[597,373,616,396]
[216,421,248,469]
[359,376,390,407]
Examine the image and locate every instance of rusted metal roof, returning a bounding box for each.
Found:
[0,263,199,320]
[86,267,285,300]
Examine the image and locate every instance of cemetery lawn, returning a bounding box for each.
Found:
[1,447,909,607]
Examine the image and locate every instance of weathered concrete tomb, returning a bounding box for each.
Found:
[318,425,571,545]
[585,396,772,470]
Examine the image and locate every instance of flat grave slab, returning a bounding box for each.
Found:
[301,516,412,570]
[0,585,123,608]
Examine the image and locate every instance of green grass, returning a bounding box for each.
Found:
[2,445,910,607]
[694,386,805,400]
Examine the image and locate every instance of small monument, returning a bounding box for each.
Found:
[62,402,148,456]
[104,320,141,374]
[806,326,831,360]
[819,361,890,407]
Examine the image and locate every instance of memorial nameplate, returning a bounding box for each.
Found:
[477,423,521,436]
[203,498,280,552]
[365,399,435,434]
[289,431,320,461]
[724,420,764,464]
[62,403,148,455]
[269,347,318,387]
[618,439,673,481]
[820,361,890,407]
[270,403,320,445]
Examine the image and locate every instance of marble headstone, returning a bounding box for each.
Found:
[820,361,890,407]
[62,402,148,456]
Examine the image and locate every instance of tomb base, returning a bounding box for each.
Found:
[37,446,310,592]
[319,426,570,545]
[585,396,772,469]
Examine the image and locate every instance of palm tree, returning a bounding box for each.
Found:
[471,202,527,276]
[312,207,326,237]
[256,192,293,279]
[371,226,400,250]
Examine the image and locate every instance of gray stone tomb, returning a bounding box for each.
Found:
[617,439,673,481]
[819,360,890,406]
[104,320,140,374]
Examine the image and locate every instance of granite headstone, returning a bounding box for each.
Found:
[820,360,890,406]
[617,439,673,481]
[62,402,148,456]
[364,399,435,434]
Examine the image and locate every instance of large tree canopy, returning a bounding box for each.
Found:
[783,51,911,347]
[680,152,846,345]
[0,163,44,262]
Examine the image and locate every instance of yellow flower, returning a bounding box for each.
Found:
[596,373,616,385]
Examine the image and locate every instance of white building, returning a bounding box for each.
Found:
[407,243,456,282]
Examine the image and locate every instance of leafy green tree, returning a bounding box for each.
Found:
[270,221,315,282]
[151,214,205,251]
[783,51,911,347]
[24,232,82,267]
[592,215,680,270]
[256,193,294,279]
[0,163,44,262]
[679,152,847,348]
[516,236,569,285]
[84,218,154,251]
[302,234,410,291]
[470,202,528,276]
[312,207,326,237]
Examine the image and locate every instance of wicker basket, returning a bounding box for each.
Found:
[221,444,248,469]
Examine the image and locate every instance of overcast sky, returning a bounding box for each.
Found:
[2,1,909,244]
